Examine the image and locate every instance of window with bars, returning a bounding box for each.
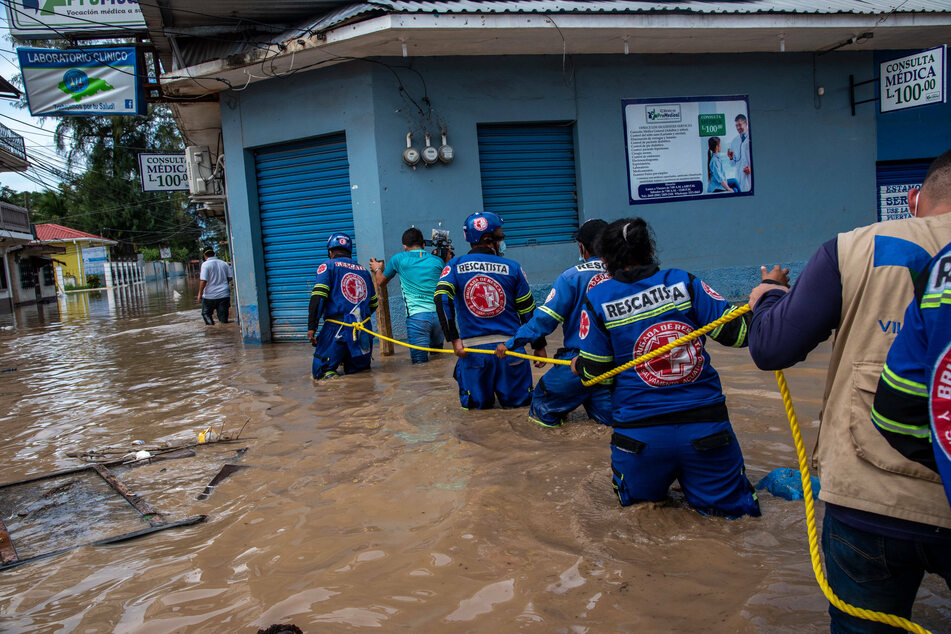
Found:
[19,259,35,289]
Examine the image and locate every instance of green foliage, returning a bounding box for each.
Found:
[171,247,191,262]
[85,274,102,288]
[139,247,160,262]
[25,106,205,260]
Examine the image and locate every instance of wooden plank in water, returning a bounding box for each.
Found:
[372,275,395,356]
[91,464,164,527]
[0,517,18,564]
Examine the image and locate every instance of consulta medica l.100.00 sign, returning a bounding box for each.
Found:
[880,45,947,113]
[17,47,144,117]
[138,154,188,192]
[6,0,146,39]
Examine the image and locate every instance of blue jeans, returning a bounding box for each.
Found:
[406,312,444,364]
[822,509,951,633]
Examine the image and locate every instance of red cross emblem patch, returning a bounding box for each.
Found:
[579,309,590,339]
[340,272,367,304]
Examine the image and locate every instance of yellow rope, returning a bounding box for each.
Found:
[774,369,931,634]
[327,305,933,631]
[578,304,751,386]
[323,318,572,365]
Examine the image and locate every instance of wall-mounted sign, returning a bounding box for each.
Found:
[878,182,918,222]
[880,46,946,113]
[6,0,146,39]
[82,245,108,276]
[159,247,171,260]
[623,95,753,205]
[875,159,932,222]
[138,153,188,192]
[82,246,107,262]
[17,47,144,117]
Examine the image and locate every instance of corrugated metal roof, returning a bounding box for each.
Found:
[367,0,951,15]
[175,0,951,68]
[282,0,950,37]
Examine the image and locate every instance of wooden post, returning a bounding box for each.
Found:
[372,275,395,356]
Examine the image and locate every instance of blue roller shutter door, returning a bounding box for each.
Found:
[477,123,579,246]
[254,134,356,341]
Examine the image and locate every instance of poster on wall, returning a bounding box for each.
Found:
[880,46,946,113]
[6,0,146,39]
[138,154,188,192]
[17,47,144,117]
[623,95,753,205]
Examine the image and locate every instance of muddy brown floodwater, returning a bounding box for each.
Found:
[0,280,948,633]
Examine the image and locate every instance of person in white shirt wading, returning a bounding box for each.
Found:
[197,246,233,325]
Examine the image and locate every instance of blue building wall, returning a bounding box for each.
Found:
[222,52,878,343]
[874,49,951,162]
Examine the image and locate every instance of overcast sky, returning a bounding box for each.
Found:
[0,10,76,193]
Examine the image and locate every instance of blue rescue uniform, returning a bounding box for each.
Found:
[435,247,544,409]
[308,256,379,379]
[506,257,612,426]
[873,243,951,506]
[576,265,759,517]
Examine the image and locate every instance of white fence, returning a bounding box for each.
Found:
[141,260,186,281]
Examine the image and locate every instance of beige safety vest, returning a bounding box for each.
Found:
[816,213,951,528]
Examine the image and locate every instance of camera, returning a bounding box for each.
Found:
[427,228,453,262]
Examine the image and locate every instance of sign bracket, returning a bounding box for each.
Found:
[849,74,879,116]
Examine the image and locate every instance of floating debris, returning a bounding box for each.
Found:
[0,464,205,570]
[196,464,249,501]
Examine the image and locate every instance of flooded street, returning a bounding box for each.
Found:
[0,281,948,633]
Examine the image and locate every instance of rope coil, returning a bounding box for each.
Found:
[324,306,933,632]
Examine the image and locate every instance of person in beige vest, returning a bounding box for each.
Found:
[747,149,951,633]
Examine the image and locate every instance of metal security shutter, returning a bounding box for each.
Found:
[477,123,579,246]
[255,133,356,342]
[876,159,932,222]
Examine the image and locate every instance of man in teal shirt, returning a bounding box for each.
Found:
[370,228,450,364]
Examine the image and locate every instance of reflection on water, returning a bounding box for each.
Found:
[0,281,948,632]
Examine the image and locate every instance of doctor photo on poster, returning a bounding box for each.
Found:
[707,136,741,194]
[727,114,752,192]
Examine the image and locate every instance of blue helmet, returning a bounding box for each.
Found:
[327,232,353,253]
[463,212,503,244]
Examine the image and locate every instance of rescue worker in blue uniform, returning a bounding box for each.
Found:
[873,241,951,507]
[434,212,546,409]
[307,232,379,380]
[573,218,759,518]
[495,218,612,427]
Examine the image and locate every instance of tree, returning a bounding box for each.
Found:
[26,106,204,258]
[4,36,208,259]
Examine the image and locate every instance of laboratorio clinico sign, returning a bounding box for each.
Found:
[6,0,146,39]
[880,45,947,113]
[17,47,145,117]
